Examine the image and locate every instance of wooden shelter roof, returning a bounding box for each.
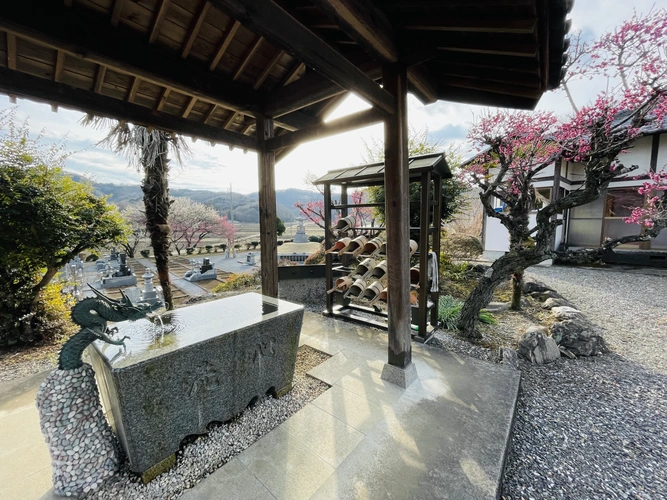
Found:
[315,152,451,187]
[0,0,572,154]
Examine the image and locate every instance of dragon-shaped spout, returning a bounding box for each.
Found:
[58,285,162,370]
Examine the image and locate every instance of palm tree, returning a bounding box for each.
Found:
[82,119,189,310]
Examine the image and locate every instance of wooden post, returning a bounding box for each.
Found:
[417,171,431,340]
[383,64,411,369]
[256,116,278,297]
[431,174,443,326]
[324,183,334,314]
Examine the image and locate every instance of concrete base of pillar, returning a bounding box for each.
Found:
[380,362,417,388]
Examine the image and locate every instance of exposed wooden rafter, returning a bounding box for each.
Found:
[266,107,383,151]
[266,61,381,117]
[233,36,264,81]
[126,76,140,102]
[54,50,66,82]
[149,0,171,44]
[0,67,258,150]
[403,17,537,33]
[182,1,210,58]
[0,3,262,115]
[111,0,125,28]
[254,49,283,90]
[222,111,237,129]
[209,19,240,71]
[182,96,197,118]
[310,0,398,63]
[203,104,217,124]
[93,65,106,93]
[155,87,171,111]
[211,0,394,114]
[280,61,304,87]
[6,33,16,70]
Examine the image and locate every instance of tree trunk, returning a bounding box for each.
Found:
[510,270,523,310]
[31,267,59,306]
[142,135,174,310]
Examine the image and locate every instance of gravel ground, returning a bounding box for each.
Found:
[88,345,329,500]
[498,266,667,499]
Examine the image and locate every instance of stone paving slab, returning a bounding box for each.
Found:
[306,350,365,386]
[0,312,520,500]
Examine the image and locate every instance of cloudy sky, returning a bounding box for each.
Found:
[3,0,659,195]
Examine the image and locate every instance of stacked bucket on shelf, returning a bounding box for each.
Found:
[326,229,419,306]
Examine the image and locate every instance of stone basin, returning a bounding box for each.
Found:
[87,293,304,478]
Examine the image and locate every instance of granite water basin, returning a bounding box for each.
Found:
[88,293,304,478]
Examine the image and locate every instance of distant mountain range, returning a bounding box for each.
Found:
[68,173,323,223]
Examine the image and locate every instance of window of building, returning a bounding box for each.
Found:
[532,187,552,210]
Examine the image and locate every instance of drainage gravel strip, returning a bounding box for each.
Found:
[504,267,667,499]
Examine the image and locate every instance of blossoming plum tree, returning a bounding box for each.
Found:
[455,10,667,339]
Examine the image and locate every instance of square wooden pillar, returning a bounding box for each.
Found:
[256,116,278,297]
[382,64,413,377]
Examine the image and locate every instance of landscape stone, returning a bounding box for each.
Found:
[522,276,554,294]
[380,362,418,388]
[500,347,520,370]
[518,330,561,364]
[528,290,562,302]
[87,293,304,477]
[551,306,586,321]
[551,320,608,356]
[485,301,511,313]
[542,297,572,309]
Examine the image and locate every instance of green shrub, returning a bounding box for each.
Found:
[205,245,213,253]
[308,235,320,242]
[251,241,259,249]
[437,295,496,330]
[277,240,284,246]
[85,254,99,262]
[139,249,150,258]
[186,247,195,255]
[220,244,227,252]
[212,271,261,293]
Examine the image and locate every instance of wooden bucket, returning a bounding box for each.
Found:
[352,258,376,279]
[327,275,353,294]
[409,239,418,257]
[370,260,387,278]
[362,280,384,301]
[324,237,351,254]
[344,278,367,298]
[360,237,384,257]
[409,266,420,284]
[333,215,356,233]
[342,235,368,258]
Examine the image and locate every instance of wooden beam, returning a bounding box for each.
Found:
[182,1,210,58]
[203,103,217,124]
[310,0,398,63]
[279,61,304,87]
[403,17,537,33]
[407,64,437,104]
[6,33,16,70]
[222,111,237,129]
[233,36,263,81]
[266,107,382,151]
[256,116,278,297]
[241,122,254,135]
[126,76,140,102]
[438,75,542,99]
[64,0,73,7]
[211,0,394,114]
[149,0,171,44]
[0,66,258,150]
[382,63,411,369]
[437,84,539,110]
[182,96,197,118]
[254,49,283,90]
[93,65,106,93]
[155,87,171,111]
[111,0,125,27]
[54,50,66,82]
[209,19,240,71]
[0,3,262,115]
[265,61,381,117]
